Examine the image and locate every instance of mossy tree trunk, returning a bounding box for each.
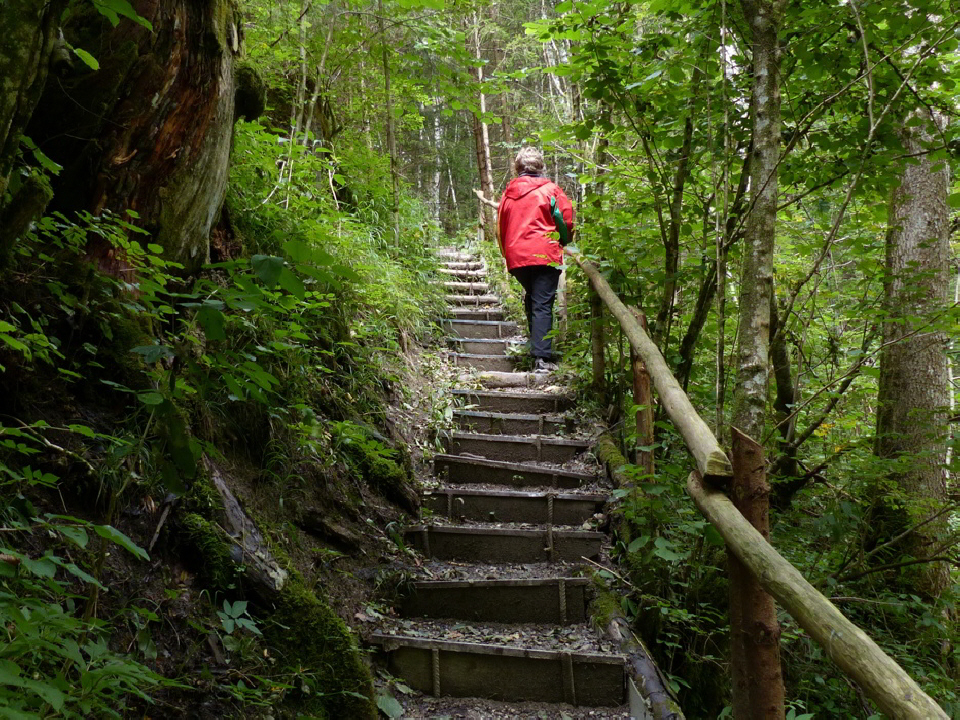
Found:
[873,109,951,598]
[730,1,787,717]
[27,0,262,274]
[0,0,65,197]
[0,0,66,249]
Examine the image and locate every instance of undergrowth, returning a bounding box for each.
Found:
[0,121,447,717]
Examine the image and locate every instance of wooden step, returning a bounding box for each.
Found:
[424,487,605,525]
[439,268,485,280]
[444,431,591,464]
[443,281,491,294]
[453,409,572,436]
[398,577,590,624]
[447,294,500,305]
[441,319,520,339]
[450,353,516,372]
[404,525,604,563]
[434,454,595,489]
[440,261,483,271]
[448,337,521,355]
[436,250,477,261]
[369,634,625,706]
[452,389,573,414]
[449,307,505,321]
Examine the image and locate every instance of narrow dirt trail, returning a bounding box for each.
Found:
[371,248,632,719]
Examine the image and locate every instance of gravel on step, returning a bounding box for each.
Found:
[389,693,631,719]
[417,516,607,532]
[420,479,614,496]
[413,560,592,582]
[438,452,603,477]
[375,618,622,656]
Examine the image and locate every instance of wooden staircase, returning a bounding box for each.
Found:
[371,248,631,718]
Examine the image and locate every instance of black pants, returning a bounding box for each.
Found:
[510,265,561,360]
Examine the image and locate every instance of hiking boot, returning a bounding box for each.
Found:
[533,357,558,373]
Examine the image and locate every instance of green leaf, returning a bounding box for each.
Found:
[251,255,284,286]
[282,239,312,263]
[376,691,404,718]
[72,48,100,71]
[196,305,227,341]
[94,525,149,561]
[948,193,960,208]
[58,525,89,549]
[22,554,57,578]
[92,0,153,30]
[277,267,306,300]
[137,392,165,406]
[50,557,104,588]
[131,344,175,364]
[67,424,96,438]
[704,524,725,547]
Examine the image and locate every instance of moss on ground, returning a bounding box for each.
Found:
[180,512,238,590]
[178,472,375,720]
[266,579,376,720]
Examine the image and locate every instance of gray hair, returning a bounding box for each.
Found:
[514,147,545,175]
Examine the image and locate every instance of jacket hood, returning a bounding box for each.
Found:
[503,175,551,200]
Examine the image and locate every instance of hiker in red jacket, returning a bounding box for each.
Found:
[497,147,575,373]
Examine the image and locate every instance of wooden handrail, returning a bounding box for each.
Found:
[565,247,733,483]
[566,246,948,720]
[688,472,946,719]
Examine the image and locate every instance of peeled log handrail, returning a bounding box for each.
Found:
[565,247,732,482]
[688,472,947,720]
[566,247,947,718]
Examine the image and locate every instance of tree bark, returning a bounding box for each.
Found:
[731,3,785,714]
[731,0,784,442]
[27,0,252,274]
[688,472,948,720]
[377,0,401,245]
[729,429,785,719]
[0,0,65,201]
[630,309,655,476]
[873,109,951,598]
[591,288,606,401]
[469,13,496,241]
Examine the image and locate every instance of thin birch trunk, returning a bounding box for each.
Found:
[730,1,787,716]
[377,0,400,245]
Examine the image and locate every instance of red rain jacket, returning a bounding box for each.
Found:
[497,175,575,271]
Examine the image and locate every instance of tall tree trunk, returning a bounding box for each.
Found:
[469,12,496,240]
[653,46,706,349]
[730,1,787,717]
[377,0,400,245]
[873,109,951,598]
[432,100,443,226]
[26,0,256,274]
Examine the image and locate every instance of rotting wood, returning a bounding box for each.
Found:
[687,471,948,720]
[567,248,732,483]
[596,434,684,719]
[607,617,684,720]
[204,457,288,594]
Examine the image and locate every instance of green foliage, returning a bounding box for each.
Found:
[0,510,167,717]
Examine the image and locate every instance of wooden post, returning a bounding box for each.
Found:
[629,308,654,477]
[688,471,947,719]
[590,287,605,401]
[568,248,732,483]
[729,428,785,719]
